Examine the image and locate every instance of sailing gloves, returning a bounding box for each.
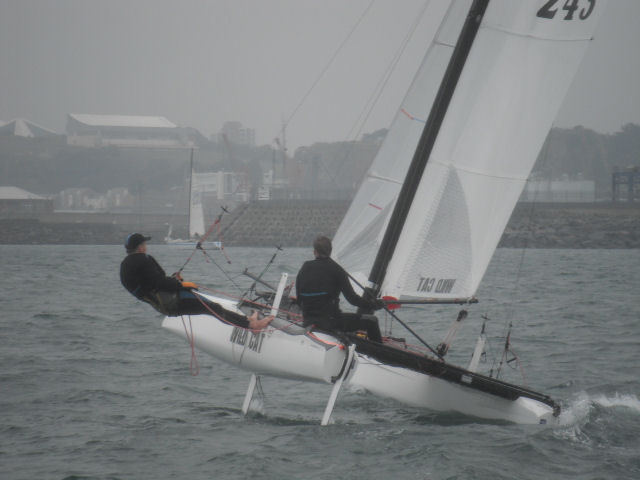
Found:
[171,271,184,281]
[369,298,386,311]
[173,272,197,289]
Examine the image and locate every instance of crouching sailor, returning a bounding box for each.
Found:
[296,235,384,342]
[120,232,272,330]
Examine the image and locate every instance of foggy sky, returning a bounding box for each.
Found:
[1,0,638,149]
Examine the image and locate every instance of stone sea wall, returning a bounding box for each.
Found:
[0,218,125,245]
[1,201,639,248]
[500,203,640,249]
[217,200,349,247]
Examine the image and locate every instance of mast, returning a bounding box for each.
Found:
[187,147,194,237]
[367,0,490,295]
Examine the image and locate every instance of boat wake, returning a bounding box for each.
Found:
[556,391,640,429]
[590,392,640,412]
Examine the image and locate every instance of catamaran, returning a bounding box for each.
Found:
[162,0,607,425]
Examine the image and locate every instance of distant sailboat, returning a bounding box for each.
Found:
[166,148,221,248]
[162,0,607,424]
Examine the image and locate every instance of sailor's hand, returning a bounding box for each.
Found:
[181,281,198,290]
[371,298,386,311]
[172,271,184,281]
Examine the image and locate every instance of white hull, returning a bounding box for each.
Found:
[161,293,558,425]
[347,353,557,425]
[165,238,222,248]
[161,293,347,384]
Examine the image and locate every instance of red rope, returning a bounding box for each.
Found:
[198,210,224,245]
[180,315,200,376]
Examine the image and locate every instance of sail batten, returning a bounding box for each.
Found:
[333,0,473,284]
[483,24,596,42]
[367,172,404,185]
[429,160,533,181]
[334,0,607,303]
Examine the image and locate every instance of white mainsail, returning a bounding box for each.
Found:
[334,0,607,301]
[333,0,464,284]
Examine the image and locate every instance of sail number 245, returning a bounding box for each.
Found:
[537,0,596,20]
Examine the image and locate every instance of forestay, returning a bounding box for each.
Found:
[334,0,607,301]
[333,0,465,288]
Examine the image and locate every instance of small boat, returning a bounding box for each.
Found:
[165,148,221,249]
[163,0,607,425]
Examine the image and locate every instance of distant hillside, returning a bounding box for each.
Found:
[534,124,640,193]
[1,124,639,198]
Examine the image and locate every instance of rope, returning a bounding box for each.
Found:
[342,270,443,360]
[192,289,304,335]
[379,305,443,360]
[180,315,200,376]
[176,206,229,275]
[255,376,266,406]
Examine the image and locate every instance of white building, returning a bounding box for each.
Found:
[66,114,194,148]
[193,172,249,202]
[0,186,53,218]
[56,187,135,211]
[0,118,57,137]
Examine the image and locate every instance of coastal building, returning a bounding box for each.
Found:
[0,118,57,138]
[65,113,201,149]
[0,186,53,218]
[612,167,640,202]
[56,187,135,211]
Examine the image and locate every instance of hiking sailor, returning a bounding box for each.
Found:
[295,235,384,342]
[120,233,272,329]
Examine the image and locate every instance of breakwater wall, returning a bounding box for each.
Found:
[1,201,639,248]
[501,203,640,248]
[218,200,349,247]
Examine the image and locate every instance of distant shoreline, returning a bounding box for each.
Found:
[1,201,639,249]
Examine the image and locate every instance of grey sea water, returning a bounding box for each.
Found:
[1,245,639,480]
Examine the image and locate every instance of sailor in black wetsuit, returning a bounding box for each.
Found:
[295,235,383,342]
[120,233,272,329]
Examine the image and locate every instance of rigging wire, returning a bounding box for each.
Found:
[489,127,555,379]
[275,1,431,192]
[198,246,244,294]
[275,0,376,141]
[344,270,443,359]
[345,0,432,143]
[328,0,433,186]
[174,205,246,293]
[241,244,283,299]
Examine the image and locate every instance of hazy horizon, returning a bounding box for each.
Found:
[2,0,638,149]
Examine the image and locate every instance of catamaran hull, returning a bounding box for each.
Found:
[162,314,347,384]
[347,353,557,425]
[161,292,557,424]
[165,240,222,248]
[163,313,557,424]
